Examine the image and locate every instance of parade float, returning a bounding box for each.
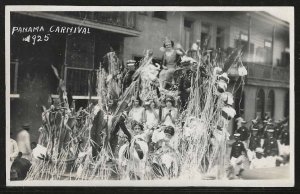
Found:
[25,38,247,181]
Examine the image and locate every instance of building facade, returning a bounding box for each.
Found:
[10,11,290,140]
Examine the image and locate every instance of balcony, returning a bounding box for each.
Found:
[244,62,289,88]
[52,11,137,30]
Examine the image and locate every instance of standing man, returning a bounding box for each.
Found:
[235,118,249,148]
[278,123,289,157]
[247,128,261,162]
[230,133,248,178]
[16,123,32,161]
[263,129,279,157]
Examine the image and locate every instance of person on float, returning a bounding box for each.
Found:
[118,122,150,180]
[144,99,160,130]
[128,96,146,124]
[161,97,178,127]
[151,126,180,179]
[159,37,183,89]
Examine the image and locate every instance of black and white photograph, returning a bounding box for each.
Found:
[5,6,294,187]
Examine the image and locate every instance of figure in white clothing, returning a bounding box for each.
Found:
[16,124,32,161]
[128,97,145,124]
[118,122,149,180]
[161,97,178,127]
[10,133,19,162]
[151,126,180,179]
[144,99,160,129]
[249,148,268,169]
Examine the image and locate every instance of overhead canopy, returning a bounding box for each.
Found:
[18,11,141,37]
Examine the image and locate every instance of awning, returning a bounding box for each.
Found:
[18,11,141,37]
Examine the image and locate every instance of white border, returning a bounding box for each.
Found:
[5,6,294,187]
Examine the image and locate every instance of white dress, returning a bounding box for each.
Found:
[162,107,178,127]
[16,129,32,161]
[145,109,159,129]
[129,107,145,123]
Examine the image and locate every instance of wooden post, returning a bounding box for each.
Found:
[247,13,252,60]
[271,25,276,66]
[14,59,19,94]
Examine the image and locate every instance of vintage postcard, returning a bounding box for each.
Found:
[5,6,294,187]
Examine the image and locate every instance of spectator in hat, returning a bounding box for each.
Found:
[274,120,283,140]
[262,129,279,157]
[230,133,248,178]
[16,123,32,161]
[10,152,32,181]
[278,123,289,157]
[249,147,267,169]
[247,127,261,162]
[161,97,178,127]
[235,117,249,147]
[122,60,137,92]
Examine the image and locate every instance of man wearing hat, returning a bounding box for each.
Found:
[122,60,137,92]
[249,147,267,169]
[278,123,289,157]
[16,123,32,161]
[247,127,261,162]
[262,129,279,157]
[230,133,248,177]
[235,117,249,147]
[273,120,283,140]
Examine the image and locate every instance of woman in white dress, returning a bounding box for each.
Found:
[128,97,145,124]
[144,99,160,129]
[161,97,178,127]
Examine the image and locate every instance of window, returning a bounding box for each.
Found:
[281,51,290,67]
[153,12,167,20]
[184,18,194,49]
[256,89,265,119]
[266,90,275,118]
[264,40,272,65]
[10,60,19,94]
[240,33,248,41]
[216,27,225,49]
[264,41,272,48]
[201,23,211,49]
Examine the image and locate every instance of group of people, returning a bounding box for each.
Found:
[229,115,290,178]
[108,95,181,180]
[10,36,290,181]
[10,124,48,180]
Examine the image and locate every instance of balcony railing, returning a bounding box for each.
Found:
[245,62,289,83]
[52,12,137,30]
